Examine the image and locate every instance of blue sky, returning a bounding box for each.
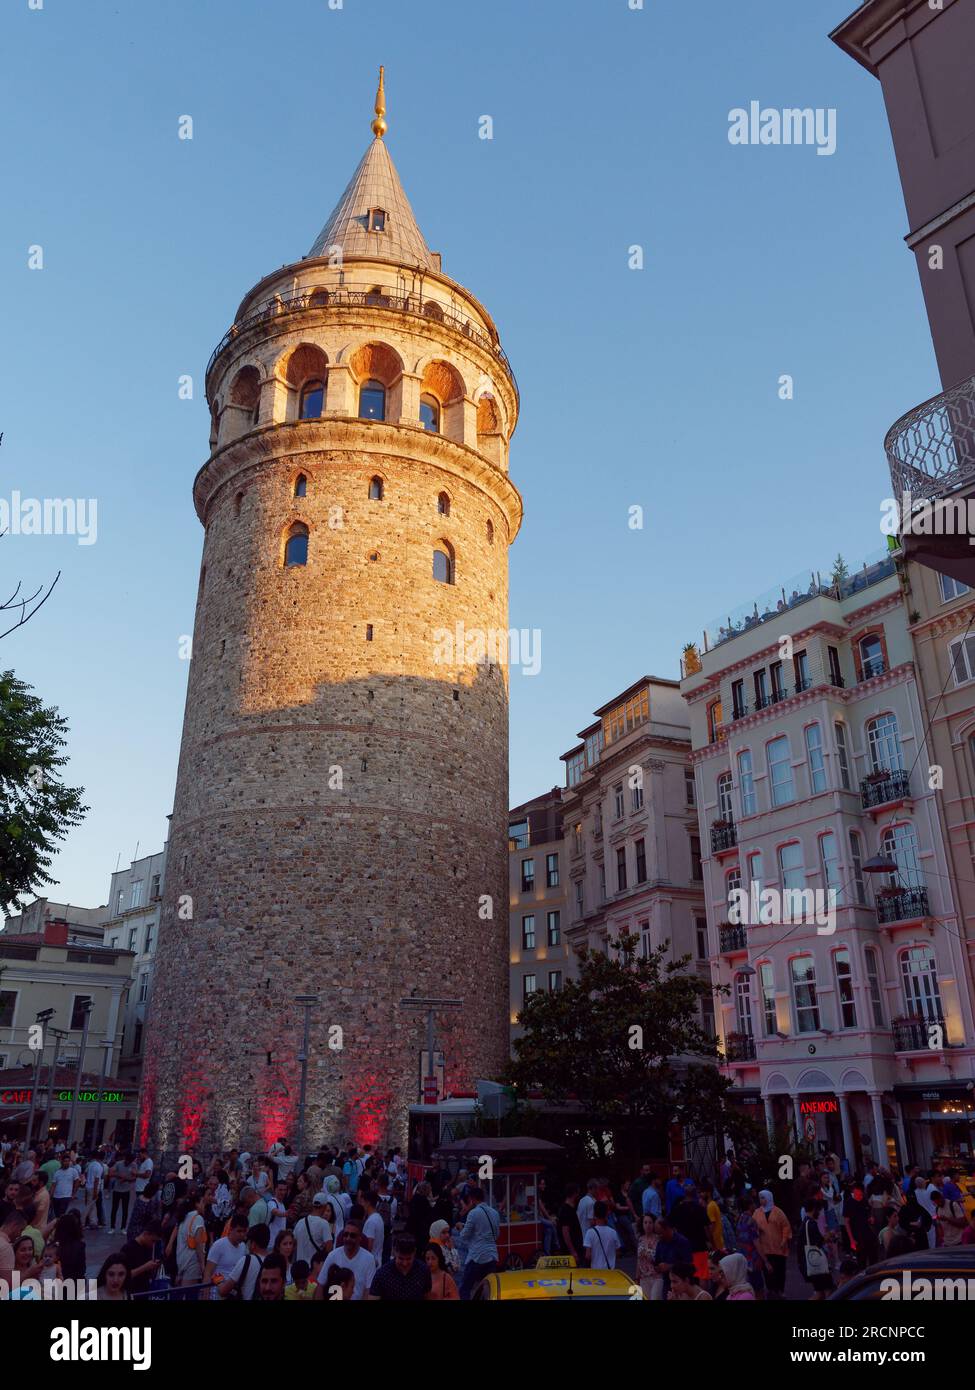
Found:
[0,0,940,908]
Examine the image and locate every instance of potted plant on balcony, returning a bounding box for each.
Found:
[682,642,702,676]
[712,817,732,829]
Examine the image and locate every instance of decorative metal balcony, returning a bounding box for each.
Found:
[718,923,747,953]
[892,1013,944,1052]
[860,658,887,682]
[876,885,929,925]
[860,768,911,810]
[885,374,975,501]
[724,1031,757,1062]
[731,702,750,720]
[206,285,519,405]
[710,821,738,854]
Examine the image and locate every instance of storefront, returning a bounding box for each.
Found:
[893,1083,975,1169]
[0,1068,138,1148]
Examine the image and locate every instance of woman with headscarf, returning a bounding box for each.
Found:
[753,1190,791,1300]
[428,1218,461,1274]
[717,1251,757,1300]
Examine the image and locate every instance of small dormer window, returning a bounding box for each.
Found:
[369,208,387,232]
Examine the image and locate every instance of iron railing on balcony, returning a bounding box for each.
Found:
[860,659,887,681]
[876,885,929,925]
[860,769,911,810]
[711,822,738,853]
[731,701,750,720]
[719,923,747,953]
[205,286,519,405]
[892,1013,944,1052]
[885,374,975,501]
[724,1031,757,1062]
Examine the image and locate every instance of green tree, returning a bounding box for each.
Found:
[505,932,757,1158]
[0,670,86,913]
[830,554,850,589]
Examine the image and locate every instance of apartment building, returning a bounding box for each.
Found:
[101,847,167,1086]
[560,677,707,994]
[683,551,975,1168]
[508,788,571,1043]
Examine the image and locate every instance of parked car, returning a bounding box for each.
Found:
[829,1247,975,1300]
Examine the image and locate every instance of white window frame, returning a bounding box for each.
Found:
[819,831,842,906]
[804,723,827,794]
[767,736,795,807]
[867,713,903,772]
[717,772,734,821]
[949,633,975,687]
[864,945,885,1027]
[790,955,820,1034]
[737,749,756,816]
[832,948,857,1029]
[834,721,851,790]
[734,972,754,1037]
[900,946,942,1021]
[760,962,776,1036]
[940,574,970,603]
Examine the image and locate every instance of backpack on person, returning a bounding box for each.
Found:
[299,1215,326,1259]
[227,1253,263,1302]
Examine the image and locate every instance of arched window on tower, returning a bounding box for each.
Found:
[294,474,307,498]
[437,491,451,517]
[284,522,309,568]
[299,380,325,420]
[420,394,441,433]
[486,519,494,544]
[433,543,455,585]
[359,379,386,421]
[369,476,384,501]
[369,208,387,232]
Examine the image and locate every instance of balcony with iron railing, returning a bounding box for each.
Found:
[723,1031,757,1062]
[718,923,748,954]
[710,821,738,854]
[860,768,911,811]
[885,374,975,502]
[876,885,930,926]
[892,1013,945,1052]
[206,285,519,405]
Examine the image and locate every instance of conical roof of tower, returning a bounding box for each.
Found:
[306,136,437,270]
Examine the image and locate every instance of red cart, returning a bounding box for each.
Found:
[433,1136,565,1270]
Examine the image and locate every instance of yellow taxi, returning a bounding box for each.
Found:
[473,1255,646,1301]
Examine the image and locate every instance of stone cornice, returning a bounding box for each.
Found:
[194,417,523,542]
[911,598,975,641]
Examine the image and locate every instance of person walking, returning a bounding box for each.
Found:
[456,1187,500,1300]
[107,1150,137,1235]
[799,1197,834,1300]
[423,1241,459,1299]
[754,1190,791,1299]
[636,1214,663,1300]
[583,1201,621,1269]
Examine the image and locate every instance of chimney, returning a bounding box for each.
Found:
[43,918,69,947]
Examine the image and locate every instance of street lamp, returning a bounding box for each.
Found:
[24,1008,55,1151]
[398,996,462,1104]
[67,999,94,1150]
[294,994,319,1161]
[44,1027,68,1140]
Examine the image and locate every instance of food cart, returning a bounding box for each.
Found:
[433,1135,565,1270]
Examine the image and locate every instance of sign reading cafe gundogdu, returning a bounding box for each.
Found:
[0,1088,130,1106]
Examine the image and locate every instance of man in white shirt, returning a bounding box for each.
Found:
[314,1223,375,1300]
[266,1181,289,1244]
[204,1217,249,1298]
[294,1195,333,1266]
[135,1149,154,1195]
[219,1224,270,1301]
[576,1179,599,1238]
[51,1155,82,1217]
[360,1189,385,1270]
[583,1203,621,1269]
[83,1155,105,1229]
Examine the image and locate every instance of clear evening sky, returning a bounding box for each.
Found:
[0,0,939,909]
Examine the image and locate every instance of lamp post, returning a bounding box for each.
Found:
[67,999,94,1150]
[44,1027,68,1143]
[294,994,319,1161]
[24,1008,55,1152]
[398,996,463,1104]
[90,1034,113,1152]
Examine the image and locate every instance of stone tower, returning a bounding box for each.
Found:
[142,71,521,1157]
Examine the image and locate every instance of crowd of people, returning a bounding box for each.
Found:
[2,1133,973,1302]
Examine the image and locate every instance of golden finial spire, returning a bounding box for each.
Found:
[371,65,387,139]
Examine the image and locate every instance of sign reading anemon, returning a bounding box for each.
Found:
[799,1098,839,1116]
[0,1089,131,1106]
